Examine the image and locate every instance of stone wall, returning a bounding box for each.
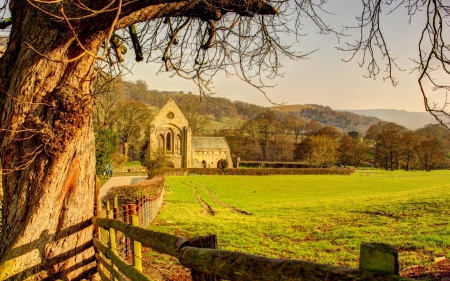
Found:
[192,149,232,168]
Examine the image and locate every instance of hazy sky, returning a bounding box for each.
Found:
[124,2,434,112]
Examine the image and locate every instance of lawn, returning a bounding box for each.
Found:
[151,170,450,271]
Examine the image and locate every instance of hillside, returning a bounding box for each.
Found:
[272,104,382,134]
[122,80,439,134]
[340,109,439,130]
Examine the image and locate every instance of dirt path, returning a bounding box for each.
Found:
[201,185,252,215]
[180,181,216,216]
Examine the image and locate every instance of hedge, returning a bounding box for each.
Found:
[102,176,164,206]
[164,168,355,176]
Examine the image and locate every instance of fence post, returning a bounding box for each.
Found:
[123,204,131,257]
[113,197,119,247]
[136,198,141,213]
[114,195,118,207]
[131,214,143,272]
[359,243,399,275]
[128,204,137,259]
[130,204,137,217]
[189,234,221,281]
[109,210,119,281]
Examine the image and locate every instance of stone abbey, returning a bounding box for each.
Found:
[148,98,233,168]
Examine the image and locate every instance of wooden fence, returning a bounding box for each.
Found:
[98,185,165,258]
[92,216,415,281]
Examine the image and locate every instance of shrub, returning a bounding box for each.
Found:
[221,159,228,171]
[142,150,168,179]
[110,151,128,166]
[102,176,164,206]
[95,128,117,175]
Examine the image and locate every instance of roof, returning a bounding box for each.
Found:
[192,137,229,149]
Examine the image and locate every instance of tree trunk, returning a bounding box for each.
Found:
[0,3,103,279]
[0,0,279,278]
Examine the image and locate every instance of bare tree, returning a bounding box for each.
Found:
[113,99,153,160]
[176,95,211,135]
[285,115,304,143]
[341,0,450,127]
[93,71,124,129]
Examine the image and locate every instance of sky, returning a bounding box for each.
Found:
[123,1,434,112]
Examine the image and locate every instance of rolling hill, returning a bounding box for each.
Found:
[340,109,439,130]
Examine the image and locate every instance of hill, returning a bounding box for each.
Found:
[122,80,439,134]
[272,104,382,135]
[340,109,438,130]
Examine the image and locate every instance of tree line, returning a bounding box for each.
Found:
[222,110,450,170]
[94,79,450,171]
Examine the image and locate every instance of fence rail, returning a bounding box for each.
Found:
[99,184,165,260]
[92,216,415,281]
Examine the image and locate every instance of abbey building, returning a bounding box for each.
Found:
[148,99,233,168]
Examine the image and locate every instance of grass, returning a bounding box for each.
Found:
[150,170,450,271]
[125,161,142,166]
[99,177,109,187]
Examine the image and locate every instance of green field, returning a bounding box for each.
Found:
[151,170,450,270]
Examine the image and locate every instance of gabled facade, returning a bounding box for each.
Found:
[148,98,232,168]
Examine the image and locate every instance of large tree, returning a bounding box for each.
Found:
[1,0,449,279]
[0,0,285,279]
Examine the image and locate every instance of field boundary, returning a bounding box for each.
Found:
[165,167,355,176]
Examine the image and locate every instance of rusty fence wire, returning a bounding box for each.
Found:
[99,185,165,259]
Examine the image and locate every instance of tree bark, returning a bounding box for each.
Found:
[0,3,101,279]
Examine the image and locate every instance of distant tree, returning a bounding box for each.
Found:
[294,137,313,164]
[351,137,368,167]
[414,135,447,171]
[416,124,450,157]
[95,128,117,175]
[242,139,263,161]
[202,97,240,120]
[113,99,153,161]
[365,124,380,140]
[122,80,150,102]
[93,73,124,129]
[337,135,353,167]
[310,135,338,167]
[233,101,265,120]
[285,115,304,143]
[243,119,258,140]
[177,95,210,135]
[317,125,342,139]
[213,110,224,122]
[254,109,279,160]
[305,120,323,136]
[269,134,295,161]
[399,132,420,171]
[372,122,407,170]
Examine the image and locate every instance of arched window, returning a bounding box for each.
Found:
[166,132,172,152]
[158,135,164,151]
[176,135,181,154]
